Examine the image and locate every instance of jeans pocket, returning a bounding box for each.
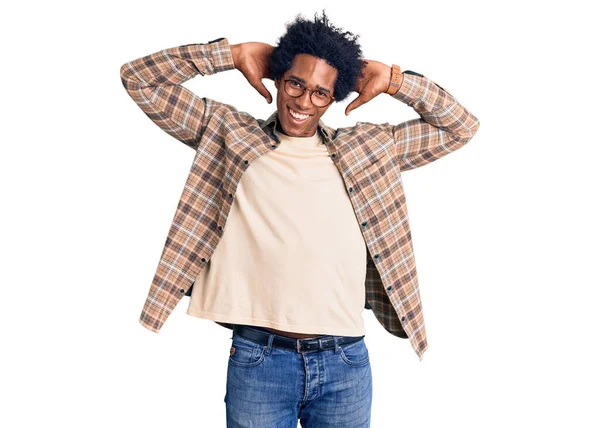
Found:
[228,334,266,367]
[339,338,370,367]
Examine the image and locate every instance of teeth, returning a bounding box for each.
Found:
[289,107,309,120]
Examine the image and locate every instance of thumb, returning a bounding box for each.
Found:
[345,95,366,116]
[252,79,273,104]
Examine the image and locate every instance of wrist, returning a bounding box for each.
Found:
[230,43,242,69]
[386,64,403,95]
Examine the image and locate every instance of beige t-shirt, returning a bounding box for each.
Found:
[186,127,367,336]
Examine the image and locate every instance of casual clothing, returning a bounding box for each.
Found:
[120,37,480,361]
[186,127,367,336]
[225,324,372,427]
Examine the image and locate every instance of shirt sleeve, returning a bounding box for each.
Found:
[119,38,235,150]
[382,70,480,171]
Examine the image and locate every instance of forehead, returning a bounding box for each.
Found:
[285,54,338,89]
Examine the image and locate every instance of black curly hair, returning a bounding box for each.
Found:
[269,10,365,102]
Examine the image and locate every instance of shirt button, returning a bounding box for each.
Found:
[271,144,276,148]
[401,316,406,322]
[349,187,353,192]
[218,226,223,231]
[387,286,392,291]
[331,153,336,158]
[361,221,367,227]
[201,258,206,262]
[180,289,185,293]
[374,254,380,259]
[244,160,248,164]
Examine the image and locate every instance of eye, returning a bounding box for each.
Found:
[289,80,301,87]
[316,91,328,98]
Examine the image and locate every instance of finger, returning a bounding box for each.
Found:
[251,79,273,104]
[345,95,368,116]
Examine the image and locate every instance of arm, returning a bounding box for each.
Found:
[387,70,480,171]
[345,61,480,172]
[119,38,235,150]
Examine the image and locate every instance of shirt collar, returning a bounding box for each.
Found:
[261,110,335,142]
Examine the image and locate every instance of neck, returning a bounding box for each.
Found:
[275,121,286,135]
[275,122,318,138]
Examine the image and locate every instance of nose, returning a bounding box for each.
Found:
[296,90,312,110]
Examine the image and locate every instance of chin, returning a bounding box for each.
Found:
[276,108,316,137]
[281,120,316,137]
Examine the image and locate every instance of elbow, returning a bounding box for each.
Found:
[119,63,128,89]
[455,114,480,145]
[119,62,140,92]
[469,116,481,142]
[119,62,128,79]
[471,116,481,137]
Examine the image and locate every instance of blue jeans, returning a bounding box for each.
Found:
[224,325,372,427]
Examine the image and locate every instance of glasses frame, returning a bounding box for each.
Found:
[282,79,335,108]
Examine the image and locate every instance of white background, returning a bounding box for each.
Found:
[2,0,598,427]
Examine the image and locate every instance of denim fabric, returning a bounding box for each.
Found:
[224,326,372,427]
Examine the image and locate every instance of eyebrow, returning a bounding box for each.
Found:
[288,75,332,94]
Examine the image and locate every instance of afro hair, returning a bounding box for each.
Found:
[269,10,365,102]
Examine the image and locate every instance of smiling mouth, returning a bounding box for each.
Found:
[288,106,311,122]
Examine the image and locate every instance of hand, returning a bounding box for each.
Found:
[231,42,274,104]
[345,60,400,116]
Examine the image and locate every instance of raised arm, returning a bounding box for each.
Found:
[387,70,480,171]
[345,61,480,172]
[119,38,235,150]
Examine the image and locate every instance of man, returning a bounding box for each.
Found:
[120,10,479,427]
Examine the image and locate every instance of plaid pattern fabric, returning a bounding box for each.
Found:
[120,38,480,360]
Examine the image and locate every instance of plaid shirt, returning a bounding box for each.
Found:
[120,37,479,360]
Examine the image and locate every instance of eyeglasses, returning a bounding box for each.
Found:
[283,79,335,108]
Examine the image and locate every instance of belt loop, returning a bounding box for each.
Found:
[265,333,274,355]
[333,336,339,354]
[296,339,301,353]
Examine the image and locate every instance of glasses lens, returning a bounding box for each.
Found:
[311,93,331,107]
[284,80,332,107]
[285,80,304,97]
